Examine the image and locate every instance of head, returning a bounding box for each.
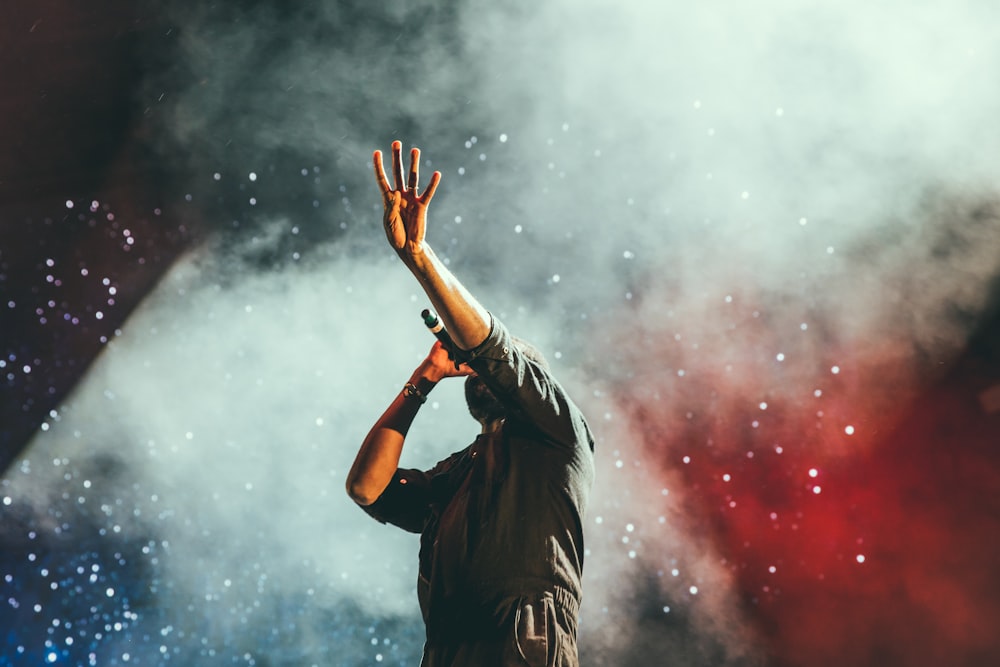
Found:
[464,337,549,427]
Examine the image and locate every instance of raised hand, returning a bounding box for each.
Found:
[373,140,442,258]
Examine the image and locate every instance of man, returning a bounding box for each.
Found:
[346,141,595,666]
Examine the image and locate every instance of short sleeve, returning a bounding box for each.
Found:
[465,314,593,450]
[360,468,432,534]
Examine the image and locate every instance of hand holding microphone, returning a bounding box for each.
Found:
[421,308,471,370]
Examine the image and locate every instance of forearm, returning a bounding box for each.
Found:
[346,371,438,505]
[406,245,491,351]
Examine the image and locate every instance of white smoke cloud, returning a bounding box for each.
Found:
[9,240,507,645]
[7,0,1000,664]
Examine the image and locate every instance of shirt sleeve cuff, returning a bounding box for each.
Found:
[464,312,506,362]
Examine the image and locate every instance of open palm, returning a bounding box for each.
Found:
[373,140,441,257]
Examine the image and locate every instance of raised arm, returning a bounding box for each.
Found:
[365,141,594,456]
[373,141,490,351]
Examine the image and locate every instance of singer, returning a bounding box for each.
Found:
[346,141,595,667]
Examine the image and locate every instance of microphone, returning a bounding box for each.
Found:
[421,308,469,367]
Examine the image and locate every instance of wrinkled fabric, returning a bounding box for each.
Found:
[362,315,594,666]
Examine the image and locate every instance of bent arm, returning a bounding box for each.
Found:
[346,369,437,506]
[347,341,468,505]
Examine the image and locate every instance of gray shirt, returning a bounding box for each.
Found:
[362,315,595,640]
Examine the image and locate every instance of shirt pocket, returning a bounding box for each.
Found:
[514,592,558,667]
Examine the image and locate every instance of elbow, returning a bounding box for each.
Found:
[345,478,379,506]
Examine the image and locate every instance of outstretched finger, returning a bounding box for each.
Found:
[373,150,391,195]
[408,147,420,192]
[420,171,442,204]
[391,140,404,192]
